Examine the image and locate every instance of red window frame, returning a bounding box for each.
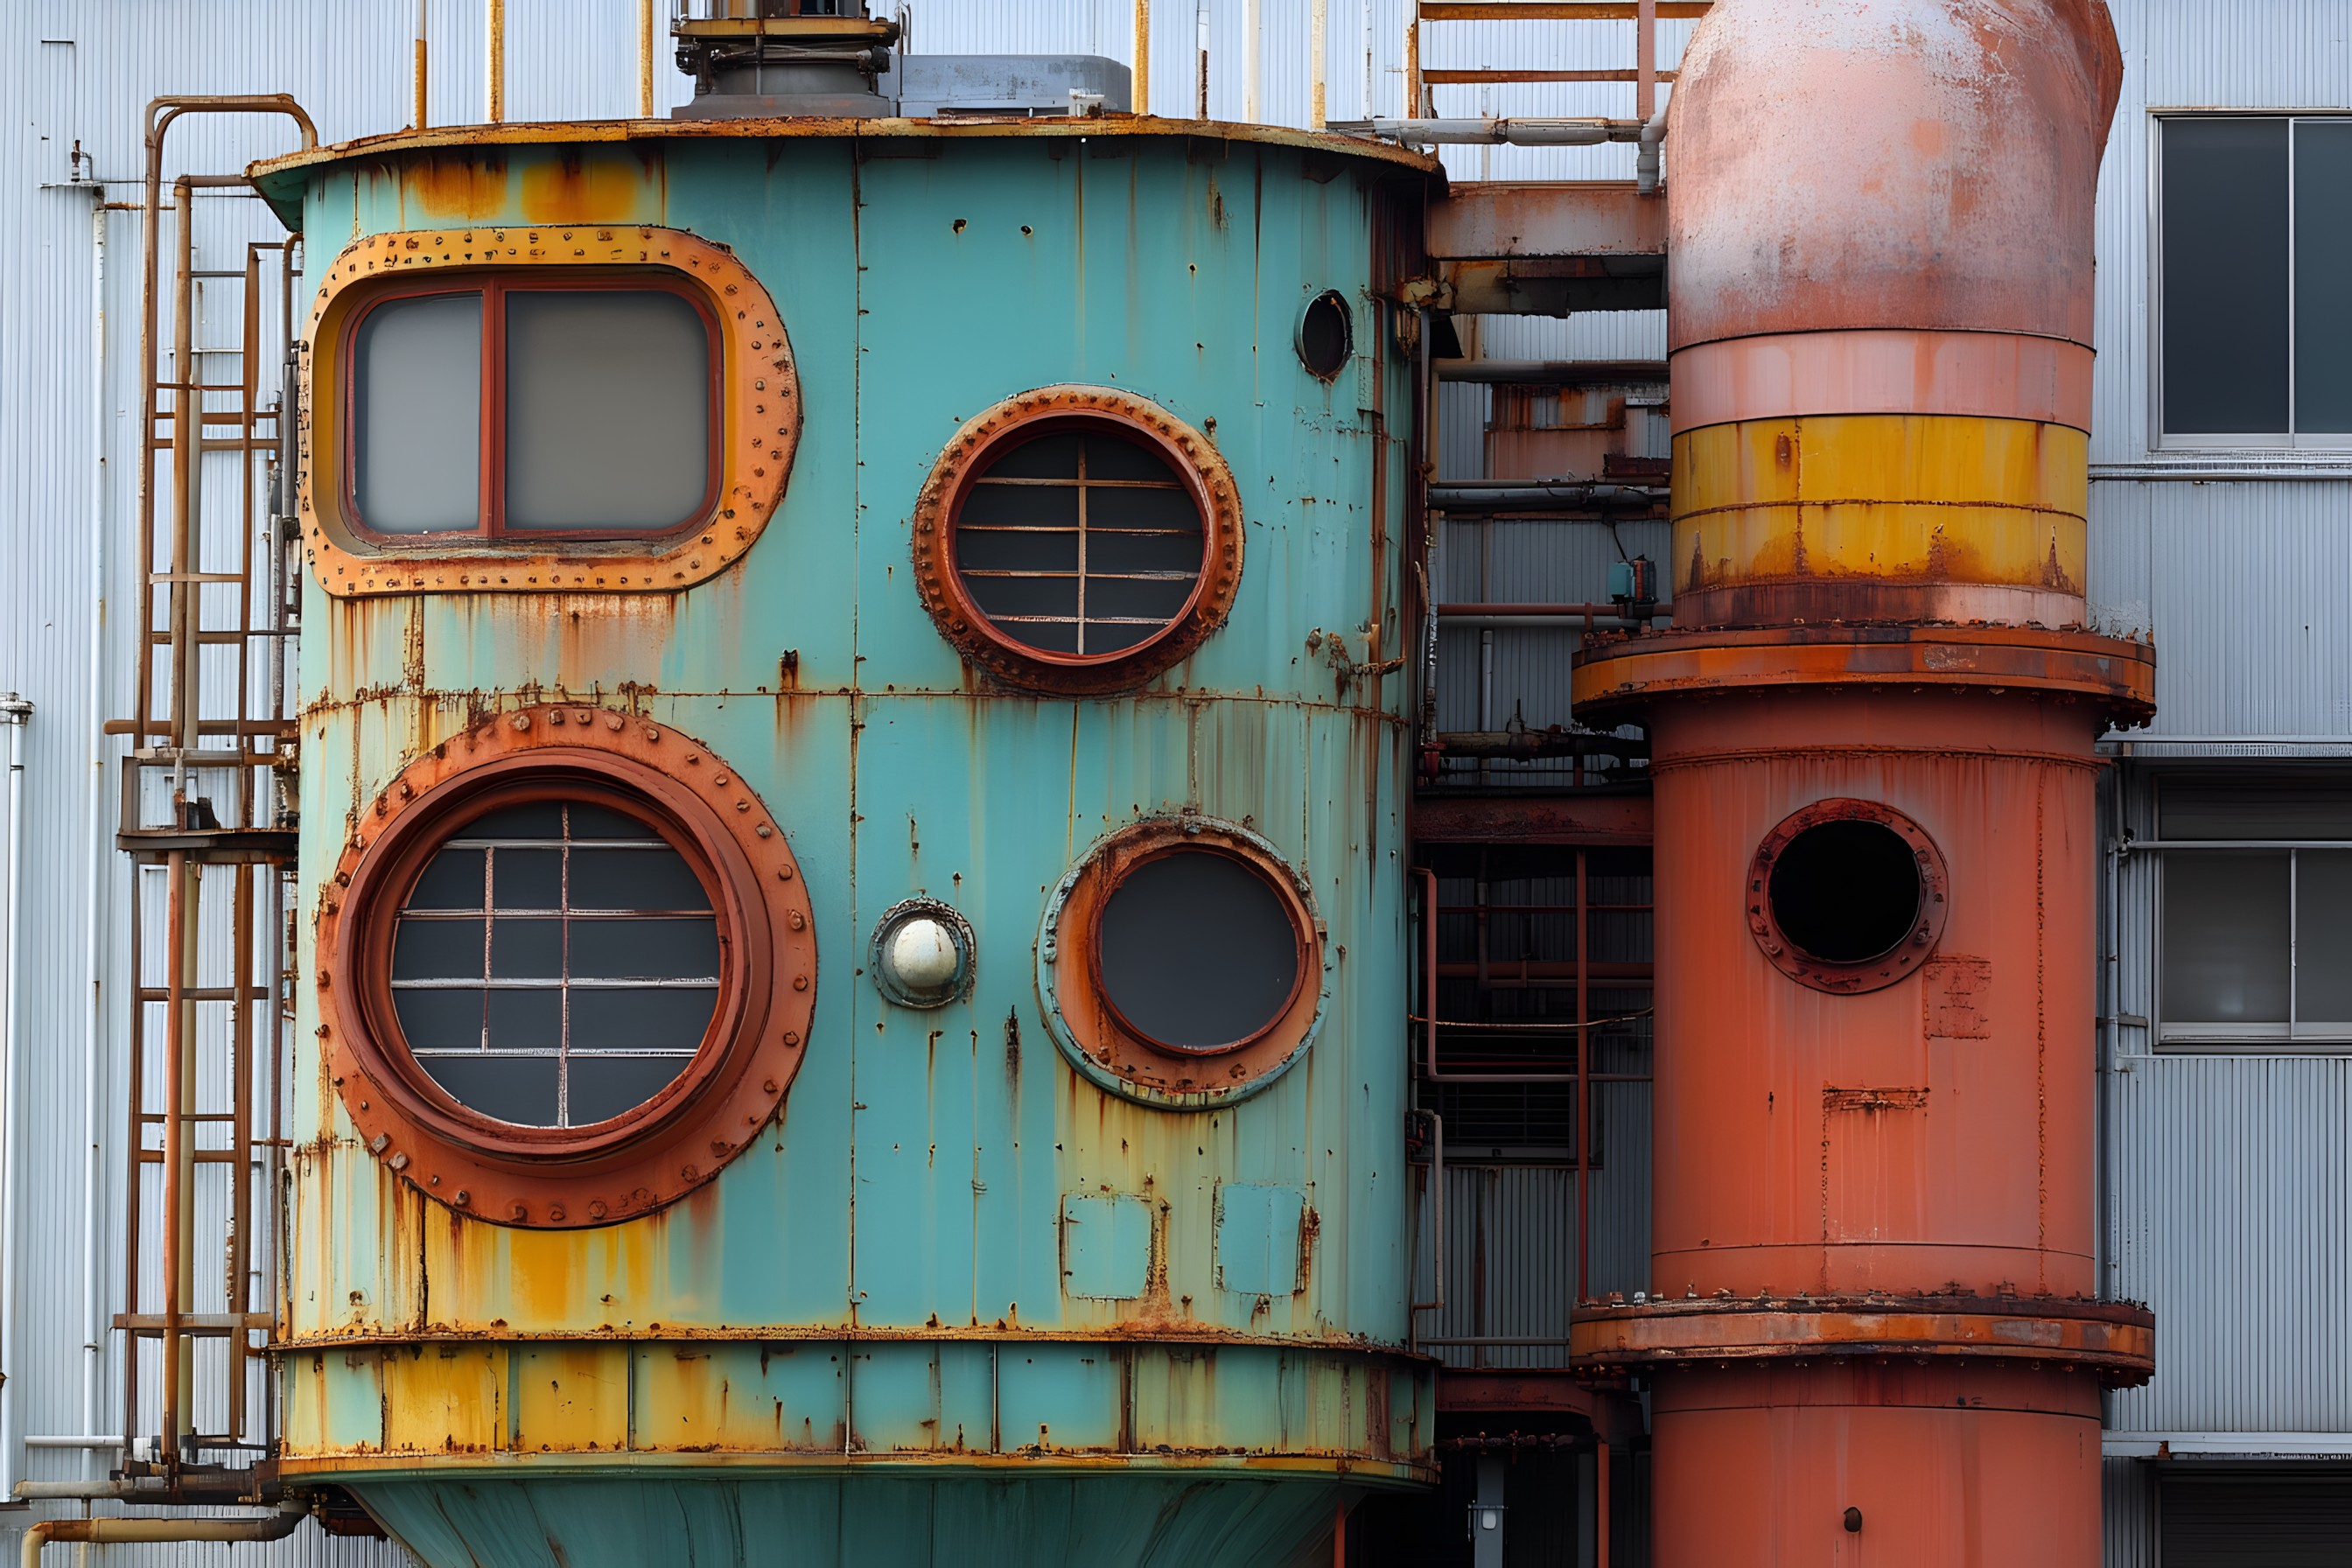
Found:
[340,273,725,544]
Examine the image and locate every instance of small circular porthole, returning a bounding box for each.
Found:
[912,387,1245,695]
[1038,818,1325,1108]
[1296,290,1353,381]
[1746,800,1946,994]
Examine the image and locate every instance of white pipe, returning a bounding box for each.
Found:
[1309,0,1326,129]
[1635,102,1669,192]
[79,190,108,1482]
[1242,0,1259,122]
[0,693,32,1499]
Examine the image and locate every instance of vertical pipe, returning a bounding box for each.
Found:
[1634,0,1655,120]
[160,852,196,1465]
[1596,1441,1612,1566]
[1361,0,1374,121]
[486,0,507,122]
[0,696,34,1496]
[1574,848,1590,1303]
[1195,0,1209,118]
[639,0,656,118]
[1242,0,1259,122]
[170,180,199,757]
[1403,2,1421,117]
[1309,0,1327,128]
[79,192,108,1478]
[1132,0,1151,115]
[413,0,430,131]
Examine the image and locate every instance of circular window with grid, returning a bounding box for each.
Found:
[913,387,1244,692]
[318,707,815,1228]
[389,799,720,1130]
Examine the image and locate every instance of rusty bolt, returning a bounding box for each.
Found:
[388,1152,409,1172]
[453,1190,471,1207]
[777,866,794,880]
[788,911,805,930]
[714,773,731,787]
[793,975,809,991]
[511,1203,528,1221]
[762,1079,780,1094]
[548,1204,565,1221]
[782,1032,800,1047]
[587,1200,607,1220]
[682,1165,699,1182]
[511,714,530,731]
[755,823,773,838]
[605,714,624,732]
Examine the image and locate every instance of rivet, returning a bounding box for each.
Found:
[788,911,805,930]
[367,1134,388,1154]
[511,1202,528,1221]
[793,975,808,991]
[735,800,749,813]
[606,714,624,732]
[777,866,794,880]
[388,1152,409,1172]
[550,710,566,725]
[682,1165,700,1181]
[548,1204,565,1221]
[453,1190,471,1207]
[511,714,530,730]
[714,773,731,786]
[762,1079,779,1094]
[782,1032,800,1046]
[587,1200,607,1220]
[754,823,773,838]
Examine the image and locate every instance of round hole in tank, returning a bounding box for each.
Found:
[1747,799,1948,995]
[1767,819,1922,964]
[1295,290,1353,381]
[1092,847,1306,1054]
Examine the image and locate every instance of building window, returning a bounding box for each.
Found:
[316,707,816,1228]
[912,387,1246,694]
[348,280,718,539]
[390,799,721,1129]
[2157,779,2352,1046]
[2159,116,2352,445]
[1036,817,1324,1108]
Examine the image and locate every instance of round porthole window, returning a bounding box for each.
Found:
[912,387,1244,694]
[318,706,816,1227]
[1746,799,1947,994]
[1038,818,1325,1108]
[1295,290,1353,381]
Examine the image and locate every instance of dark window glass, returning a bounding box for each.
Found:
[1297,290,1353,380]
[2294,120,2352,433]
[2162,851,2291,1026]
[388,799,718,1127]
[1096,850,1300,1050]
[2161,116,2352,440]
[348,283,716,539]
[952,430,1206,659]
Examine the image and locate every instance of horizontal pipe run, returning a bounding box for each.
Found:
[1438,729,1648,760]
[1438,602,1670,621]
[24,1501,305,1566]
[1429,483,1664,511]
[1434,360,1666,384]
[1335,116,1645,145]
[20,1436,123,1450]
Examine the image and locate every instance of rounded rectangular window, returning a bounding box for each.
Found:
[346,278,719,541]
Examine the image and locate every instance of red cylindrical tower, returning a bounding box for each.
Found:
[1570,2,2156,1560]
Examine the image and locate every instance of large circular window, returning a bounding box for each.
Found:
[1746,799,1947,994]
[318,706,815,1228]
[1038,818,1324,1108]
[913,387,1244,694]
[389,799,720,1129]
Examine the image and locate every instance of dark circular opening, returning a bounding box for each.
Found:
[389,796,719,1128]
[1766,818,1923,965]
[1096,849,1303,1051]
[951,424,1206,660]
[1297,290,1353,380]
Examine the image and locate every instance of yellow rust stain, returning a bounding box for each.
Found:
[381,1344,507,1454]
[511,1344,631,1452]
[1673,414,2089,590]
[519,153,662,225]
[402,154,512,222]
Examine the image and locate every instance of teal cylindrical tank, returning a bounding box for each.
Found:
[253,115,1436,1566]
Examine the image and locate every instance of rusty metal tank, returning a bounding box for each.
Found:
[248,110,1437,1566]
[1572,1,2156,1561]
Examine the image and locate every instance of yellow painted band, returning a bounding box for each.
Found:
[1672,415,2087,594]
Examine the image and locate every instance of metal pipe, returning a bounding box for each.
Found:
[1309,0,1326,128]
[487,0,507,122]
[1132,0,1151,115]
[1430,482,1663,511]
[1437,729,1647,760]
[18,1438,122,1453]
[1195,0,1210,118]
[1338,116,1643,145]
[160,850,192,1466]
[78,188,108,1480]
[640,0,657,118]
[23,1500,305,1567]
[1575,849,1591,1301]
[1412,869,1446,1320]
[1404,1,1422,116]
[1242,0,1260,120]
[1635,102,1669,192]
[1438,602,1668,621]
[413,0,430,130]
[0,696,32,1497]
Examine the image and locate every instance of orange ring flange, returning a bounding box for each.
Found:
[1746,798,1949,995]
[315,704,816,1227]
[910,386,1245,695]
[298,225,799,598]
[1037,817,1326,1109]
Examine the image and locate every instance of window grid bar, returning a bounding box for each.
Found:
[1074,440,1089,655]
[970,475,1183,490]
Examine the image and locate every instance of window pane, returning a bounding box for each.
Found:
[405,847,485,911]
[1096,850,1300,1050]
[503,290,711,532]
[354,292,483,532]
[570,987,718,1050]
[568,1056,694,1125]
[393,917,485,981]
[392,989,483,1052]
[2163,851,2291,1026]
[2296,850,2352,1026]
[2163,118,2289,436]
[417,1054,559,1127]
[2293,120,2352,433]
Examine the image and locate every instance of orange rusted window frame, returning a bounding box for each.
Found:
[339,271,725,546]
[911,386,1245,696]
[298,226,800,599]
